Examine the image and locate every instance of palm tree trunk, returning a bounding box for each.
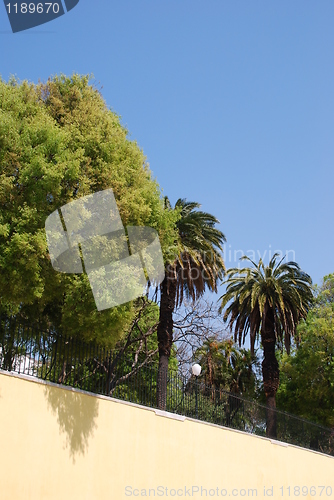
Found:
[156,273,177,410]
[261,305,279,439]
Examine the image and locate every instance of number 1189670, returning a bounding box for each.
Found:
[6,3,60,14]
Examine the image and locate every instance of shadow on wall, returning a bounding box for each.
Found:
[45,385,99,463]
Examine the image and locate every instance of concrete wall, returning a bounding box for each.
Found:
[0,370,333,499]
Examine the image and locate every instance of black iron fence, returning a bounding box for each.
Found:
[1,315,333,456]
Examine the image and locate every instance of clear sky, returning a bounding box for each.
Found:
[1,0,333,287]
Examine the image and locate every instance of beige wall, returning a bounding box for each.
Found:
[0,370,333,500]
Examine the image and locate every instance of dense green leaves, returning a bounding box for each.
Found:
[277,274,334,427]
[0,75,178,345]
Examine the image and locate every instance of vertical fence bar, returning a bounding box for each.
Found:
[102,346,106,396]
[52,335,58,383]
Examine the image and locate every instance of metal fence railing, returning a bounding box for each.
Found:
[1,315,333,456]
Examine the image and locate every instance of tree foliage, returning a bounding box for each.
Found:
[220,254,313,355]
[0,74,178,345]
[277,274,334,427]
[168,198,226,305]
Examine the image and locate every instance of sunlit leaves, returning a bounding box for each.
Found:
[277,274,334,426]
[0,75,178,345]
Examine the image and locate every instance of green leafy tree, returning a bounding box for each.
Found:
[219,254,313,437]
[277,274,334,428]
[0,75,178,346]
[156,198,226,409]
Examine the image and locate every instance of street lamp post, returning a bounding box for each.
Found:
[192,363,202,419]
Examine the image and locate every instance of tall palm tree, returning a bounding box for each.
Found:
[156,198,226,409]
[219,254,313,437]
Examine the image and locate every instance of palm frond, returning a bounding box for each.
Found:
[219,255,313,352]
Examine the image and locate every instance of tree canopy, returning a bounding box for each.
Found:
[0,74,178,345]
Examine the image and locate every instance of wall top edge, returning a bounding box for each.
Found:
[1,369,332,460]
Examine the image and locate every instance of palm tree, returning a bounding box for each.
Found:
[156,198,226,409]
[219,254,313,438]
[192,338,258,427]
[194,337,257,396]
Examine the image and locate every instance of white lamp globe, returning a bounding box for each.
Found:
[192,363,202,377]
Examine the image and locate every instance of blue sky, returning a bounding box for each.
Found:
[1,0,333,287]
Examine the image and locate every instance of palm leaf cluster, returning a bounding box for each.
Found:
[166,198,226,306]
[194,337,257,396]
[220,254,313,354]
